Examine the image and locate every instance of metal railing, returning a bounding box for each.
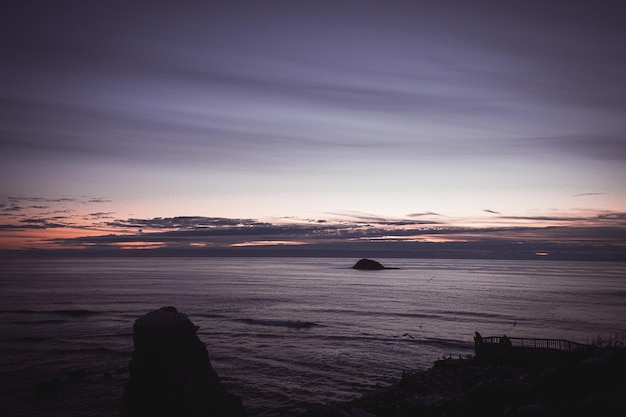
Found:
[480,336,587,352]
[476,335,589,354]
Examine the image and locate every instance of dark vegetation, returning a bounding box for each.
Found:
[304,340,626,417]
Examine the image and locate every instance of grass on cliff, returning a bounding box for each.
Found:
[588,333,626,350]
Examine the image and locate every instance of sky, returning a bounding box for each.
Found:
[1,1,625,259]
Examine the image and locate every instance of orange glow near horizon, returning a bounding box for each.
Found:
[1,201,625,253]
[112,241,167,250]
[189,242,208,248]
[230,240,308,247]
[0,227,113,250]
[363,235,468,243]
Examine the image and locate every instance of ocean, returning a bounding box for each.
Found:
[1,257,624,416]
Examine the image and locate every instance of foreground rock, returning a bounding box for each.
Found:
[352,259,386,270]
[304,351,626,417]
[121,306,246,417]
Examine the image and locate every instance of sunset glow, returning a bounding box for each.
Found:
[230,241,309,247]
[1,1,624,260]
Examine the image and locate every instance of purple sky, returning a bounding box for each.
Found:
[1,1,625,258]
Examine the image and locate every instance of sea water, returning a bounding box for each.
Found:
[1,257,624,416]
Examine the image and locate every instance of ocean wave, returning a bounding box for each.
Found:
[0,309,102,317]
[317,333,473,351]
[5,336,53,343]
[8,319,67,325]
[308,308,441,320]
[49,309,102,317]
[225,332,286,339]
[50,346,117,355]
[422,337,474,350]
[197,312,230,319]
[433,310,507,320]
[239,318,320,329]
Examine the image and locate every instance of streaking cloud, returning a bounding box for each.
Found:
[0,2,624,254]
[1,195,623,260]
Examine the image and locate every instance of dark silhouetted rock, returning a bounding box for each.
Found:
[36,378,64,397]
[67,369,86,382]
[352,259,386,270]
[121,306,246,417]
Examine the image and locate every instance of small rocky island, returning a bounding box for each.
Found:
[121,306,246,417]
[352,259,387,270]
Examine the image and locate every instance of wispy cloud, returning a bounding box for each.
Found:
[8,197,76,204]
[328,211,442,226]
[0,205,23,213]
[0,196,114,234]
[105,216,269,231]
[4,196,111,211]
[0,208,611,260]
[2,193,624,259]
[1,2,624,258]
[407,212,442,217]
[87,212,116,219]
